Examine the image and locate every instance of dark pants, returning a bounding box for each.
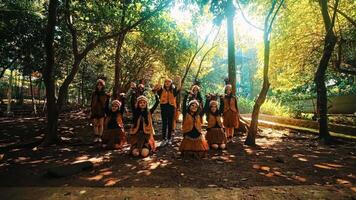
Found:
[161,104,175,140]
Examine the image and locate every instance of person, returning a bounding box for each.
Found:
[179,98,209,158]
[90,79,110,143]
[183,84,203,112]
[220,84,240,140]
[129,95,159,157]
[102,98,126,149]
[128,82,147,112]
[204,94,227,149]
[155,78,179,146]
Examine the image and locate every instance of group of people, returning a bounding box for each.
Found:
[90,77,240,158]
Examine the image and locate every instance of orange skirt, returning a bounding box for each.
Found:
[102,128,126,149]
[129,131,156,151]
[223,110,239,128]
[206,128,227,145]
[179,135,209,152]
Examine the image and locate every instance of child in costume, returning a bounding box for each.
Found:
[184,84,203,111]
[204,94,227,149]
[220,84,240,140]
[128,82,147,112]
[102,98,126,149]
[154,78,179,146]
[179,97,209,157]
[129,95,159,157]
[90,79,110,143]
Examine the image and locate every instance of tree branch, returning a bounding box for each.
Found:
[124,0,171,33]
[267,0,285,33]
[329,5,356,28]
[235,0,263,31]
[65,0,79,57]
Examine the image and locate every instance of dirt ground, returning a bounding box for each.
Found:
[0,109,355,199]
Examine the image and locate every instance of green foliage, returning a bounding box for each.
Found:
[237,96,254,113]
[0,0,46,76]
[238,96,292,117]
[260,98,291,117]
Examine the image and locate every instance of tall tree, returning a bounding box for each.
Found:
[315,0,339,143]
[112,0,172,99]
[245,0,285,146]
[42,0,125,145]
[43,0,59,145]
[226,0,237,93]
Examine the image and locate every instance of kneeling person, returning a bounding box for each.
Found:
[179,98,209,157]
[130,95,159,157]
[102,98,126,149]
[204,96,227,150]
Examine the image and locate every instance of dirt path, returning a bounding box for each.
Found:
[0,185,354,200]
[0,109,355,198]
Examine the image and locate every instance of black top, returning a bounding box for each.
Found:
[132,95,159,126]
[130,89,146,111]
[107,99,125,129]
[182,93,204,117]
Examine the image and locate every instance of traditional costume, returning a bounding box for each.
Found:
[102,100,126,149]
[220,84,240,139]
[90,79,110,142]
[156,78,179,145]
[204,99,227,149]
[129,95,159,157]
[179,99,209,157]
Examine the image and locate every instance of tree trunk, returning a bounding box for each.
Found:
[244,0,284,146]
[226,0,236,93]
[315,0,338,143]
[81,64,86,105]
[6,69,14,115]
[194,45,216,82]
[13,71,18,101]
[57,59,83,110]
[113,32,127,99]
[29,74,37,115]
[42,0,59,146]
[77,86,80,104]
[18,73,25,105]
[245,33,271,146]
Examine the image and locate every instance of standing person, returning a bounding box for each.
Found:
[129,94,159,157]
[102,98,126,149]
[220,84,239,140]
[155,78,179,146]
[204,94,227,150]
[179,97,209,158]
[90,79,110,143]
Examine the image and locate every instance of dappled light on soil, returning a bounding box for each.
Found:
[313,163,344,170]
[0,109,354,191]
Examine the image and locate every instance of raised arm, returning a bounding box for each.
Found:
[130,92,136,111]
[199,99,205,117]
[119,98,126,114]
[234,96,240,113]
[156,86,163,97]
[173,84,180,96]
[150,95,160,114]
[204,95,210,115]
[182,92,189,117]
[219,95,224,115]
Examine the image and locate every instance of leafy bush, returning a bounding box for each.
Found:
[238,97,293,117]
[261,98,292,117]
[238,97,254,114]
